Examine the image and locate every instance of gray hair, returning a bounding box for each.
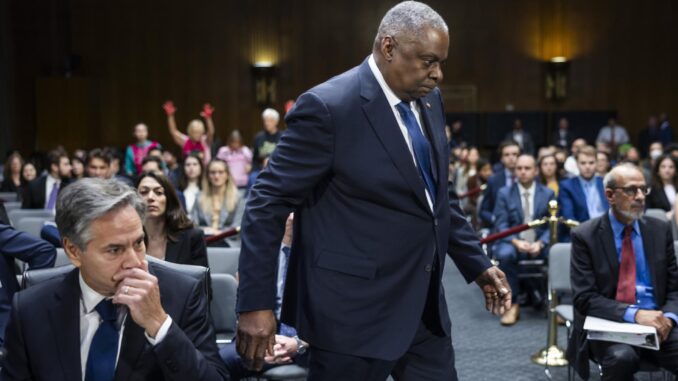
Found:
[261,108,280,121]
[375,1,448,45]
[603,163,644,189]
[56,178,146,250]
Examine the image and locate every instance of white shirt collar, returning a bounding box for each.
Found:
[517,181,536,196]
[368,55,415,109]
[79,273,107,314]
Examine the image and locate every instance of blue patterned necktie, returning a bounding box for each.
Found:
[395,102,437,202]
[46,182,59,210]
[85,299,119,381]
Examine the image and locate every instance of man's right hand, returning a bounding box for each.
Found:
[236,310,277,371]
[635,310,673,342]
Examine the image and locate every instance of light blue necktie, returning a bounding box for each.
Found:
[395,102,437,202]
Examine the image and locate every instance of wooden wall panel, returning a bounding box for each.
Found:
[7,0,678,155]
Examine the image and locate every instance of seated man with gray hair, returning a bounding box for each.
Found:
[2,178,228,381]
[569,163,678,380]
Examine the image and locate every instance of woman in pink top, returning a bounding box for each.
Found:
[216,130,252,188]
[163,100,215,164]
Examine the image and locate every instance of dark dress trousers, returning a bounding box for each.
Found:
[568,214,678,379]
[1,262,228,381]
[236,58,492,364]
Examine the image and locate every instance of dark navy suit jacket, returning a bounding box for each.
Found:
[558,176,608,241]
[0,224,56,346]
[236,58,492,360]
[492,182,555,245]
[479,170,509,225]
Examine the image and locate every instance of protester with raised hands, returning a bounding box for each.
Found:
[163,100,215,164]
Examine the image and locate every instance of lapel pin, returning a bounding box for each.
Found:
[425,102,431,109]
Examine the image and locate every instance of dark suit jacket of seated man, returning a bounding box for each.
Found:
[2,178,228,381]
[569,164,678,380]
[234,2,511,380]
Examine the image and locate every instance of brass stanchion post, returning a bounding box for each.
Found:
[531,200,568,367]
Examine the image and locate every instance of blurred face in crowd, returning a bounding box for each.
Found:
[577,153,597,180]
[554,150,567,164]
[141,161,162,175]
[658,157,676,184]
[187,120,205,142]
[605,167,646,223]
[22,163,37,182]
[208,161,228,188]
[147,148,162,159]
[262,115,279,134]
[558,118,569,130]
[183,156,202,181]
[539,156,557,179]
[513,119,523,131]
[467,148,479,166]
[134,123,148,143]
[377,26,448,102]
[64,205,145,296]
[479,163,493,181]
[228,133,243,150]
[515,155,537,187]
[608,117,617,126]
[648,116,658,128]
[9,156,22,175]
[571,139,586,155]
[87,157,110,179]
[649,143,663,160]
[596,152,610,175]
[162,151,177,168]
[501,144,520,170]
[54,156,72,179]
[138,176,167,219]
[625,148,640,163]
[71,159,84,178]
[452,120,462,133]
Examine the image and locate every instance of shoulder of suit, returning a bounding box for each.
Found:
[15,268,76,310]
[572,215,603,236]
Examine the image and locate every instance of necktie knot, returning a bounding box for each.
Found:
[623,225,634,239]
[395,101,412,117]
[95,299,117,323]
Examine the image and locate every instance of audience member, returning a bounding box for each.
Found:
[552,117,574,149]
[454,146,480,208]
[178,153,203,216]
[646,155,678,214]
[192,159,243,236]
[568,163,678,380]
[0,224,56,345]
[1,152,23,193]
[164,101,215,164]
[220,214,309,379]
[558,145,608,240]
[638,115,660,157]
[2,178,229,380]
[564,138,587,176]
[504,119,534,156]
[136,172,208,267]
[106,148,134,186]
[538,154,560,196]
[22,149,72,210]
[162,149,181,186]
[141,156,165,176]
[252,108,282,171]
[124,123,161,177]
[596,151,612,178]
[492,155,555,325]
[466,158,492,230]
[70,155,85,180]
[658,112,674,146]
[449,120,467,149]
[20,162,37,184]
[217,130,253,189]
[596,117,629,154]
[479,140,521,226]
[86,148,111,179]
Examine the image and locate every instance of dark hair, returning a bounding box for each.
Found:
[135,171,194,239]
[651,154,678,189]
[47,148,68,173]
[3,151,23,185]
[179,152,204,191]
[538,154,561,184]
[87,148,111,166]
[20,162,37,184]
[497,140,522,156]
[141,156,163,171]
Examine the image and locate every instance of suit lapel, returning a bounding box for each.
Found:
[639,219,661,299]
[533,185,546,219]
[573,180,589,218]
[598,214,620,282]
[359,61,431,213]
[418,95,446,208]
[49,269,83,381]
[114,320,148,381]
[511,184,524,222]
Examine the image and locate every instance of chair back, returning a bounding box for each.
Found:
[55,248,71,267]
[14,217,47,239]
[8,209,54,226]
[549,243,571,293]
[645,208,668,222]
[207,247,239,275]
[0,192,18,202]
[209,273,238,345]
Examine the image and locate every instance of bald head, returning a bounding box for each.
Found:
[604,163,646,223]
[604,163,644,190]
[515,154,537,187]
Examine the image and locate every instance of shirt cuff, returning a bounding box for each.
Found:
[623,306,639,323]
[663,312,678,327]
[145,315,173,345]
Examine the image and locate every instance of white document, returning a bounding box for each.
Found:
[584,316,659,350]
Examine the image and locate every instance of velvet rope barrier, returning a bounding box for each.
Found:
[205,226,241,245]
[479,224,530,245]
[457,186,483,199]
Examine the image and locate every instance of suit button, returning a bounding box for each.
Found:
[425,264,432,272]
[434,219,438,226]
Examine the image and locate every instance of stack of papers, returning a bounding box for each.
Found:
[584,316,659,350]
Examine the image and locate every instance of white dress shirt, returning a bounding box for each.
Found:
[368,54,433,210]
[183,183,200,214]
[517,182,536,219]
[78,274,172,380]
[665,184,676,207]
[44,174,61,209]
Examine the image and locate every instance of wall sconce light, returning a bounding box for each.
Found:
[252,62,277,106]
[545,56,569,101]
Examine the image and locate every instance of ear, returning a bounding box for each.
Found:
[62,237,82,268]
[604,188,615,204]
[380,35,396,61]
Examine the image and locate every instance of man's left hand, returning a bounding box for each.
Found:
[264,335,298,365]
[475,266,512,316]
[113,260,168,338]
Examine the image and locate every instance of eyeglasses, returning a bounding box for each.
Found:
[611,186,651,197]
